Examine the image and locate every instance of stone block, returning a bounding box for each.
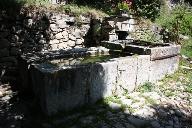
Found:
[55,33,63,39]
[136,55,150,86]
[116,57,138,93]
[49,39,59,45]
[149,45,181,60]
[31,65,91,115]
[69,34,76,41]
[89,61,118,103]
[125,44,181,60]
[67,40,76,47]
[56,20,68,28]
[76,38,84,45]
[149,56,179,82]
[109,34,118,41]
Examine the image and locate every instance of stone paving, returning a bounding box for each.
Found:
[0,61,192,128]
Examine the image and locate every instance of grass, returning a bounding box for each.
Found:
[58,4,107,17]
[136,82,154,93]
[0,0,107,18]
[181,38,192,58]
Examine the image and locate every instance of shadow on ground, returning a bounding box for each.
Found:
[0,84,191,128]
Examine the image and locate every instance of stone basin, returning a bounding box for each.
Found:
[19,45,180,116]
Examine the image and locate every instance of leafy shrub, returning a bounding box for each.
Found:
[73,0,121,14]
[132,0,162,21]
[156,3,192,37]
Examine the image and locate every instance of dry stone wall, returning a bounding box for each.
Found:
[0,8,91,83]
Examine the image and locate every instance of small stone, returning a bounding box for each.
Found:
[122,99,133,106]
[67,40,76,47]
[108,102,121,110]
[69,34,76,41]
[49,39,59,45]
[76,38,84,45]
[50,24,59,32]
[57,20,68,28]
[55,33,63,39]
[62,31,68,38]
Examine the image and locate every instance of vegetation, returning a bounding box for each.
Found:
[156,2,192,38]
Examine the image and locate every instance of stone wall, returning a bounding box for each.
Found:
[0,8,91,83]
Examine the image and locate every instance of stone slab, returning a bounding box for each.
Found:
[31,65,91,115]
[115,57,138,93]
[125,44,181,60]
[149,55,179,82]
[89,61,118,103]
[136,55,150,86]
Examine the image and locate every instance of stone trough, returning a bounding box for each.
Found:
[19,40,180,116]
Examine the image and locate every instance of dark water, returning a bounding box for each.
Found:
[37,53,130,69]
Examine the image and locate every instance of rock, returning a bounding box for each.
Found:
[76,38,84,45]
[69,34,76,41]
[181,55,189,60]
[50,24,59,32]
[121,99,132,106]
[49,39,59,45]
[74,29,81,38]
[108,102,121,110]
[55,33,63,39]
[57,20,68,28]
[62,31,68,38]
[67,40,76,47]
[133,107,154,118]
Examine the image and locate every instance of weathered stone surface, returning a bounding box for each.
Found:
[89,61,118,103]
[31,65,90,115]
[49,39,59,45]
[149,55,179,82]
[149,45,181,60]
[116,57,138,93]
[136,55,150,86]
[76,38,84,45]
[55,33,63,39]
[125,44,181,60]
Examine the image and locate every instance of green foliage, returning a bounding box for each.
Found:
[181,38,192,58]
[73,0,121,14]
[117,1,130,12]
[132,0,162,21]
[137,82,154,93]
[156,3,192,37]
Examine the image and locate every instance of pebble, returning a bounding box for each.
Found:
[108,102,121,110]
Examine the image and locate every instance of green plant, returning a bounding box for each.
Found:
[156,3,192,39]
[117,1,130,12]
[132,0,162,21]
[137,82,154,92]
